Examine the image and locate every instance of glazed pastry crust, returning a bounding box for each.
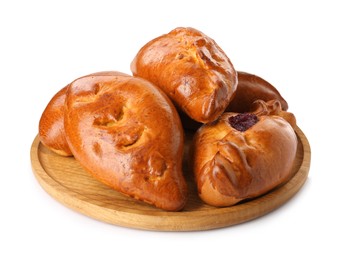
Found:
[64,73,187,211]
[38,71,129,156]
[192,112,297,207]
[251,99,296,128]
[39,86,72,156]
[131,27,238,123]
[180,71,289,131]
[226,71,288,112]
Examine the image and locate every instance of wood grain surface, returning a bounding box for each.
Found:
[30,127,310,231]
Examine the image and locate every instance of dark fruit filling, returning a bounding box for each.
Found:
[228,113,259,132]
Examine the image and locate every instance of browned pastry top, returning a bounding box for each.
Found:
[64,72,187,211]
[131,27,238,123]
[39,86,72,156]
[251,99,296,128]
[226,71,288,112]
[38,71,130,157]
[192,112,297,206]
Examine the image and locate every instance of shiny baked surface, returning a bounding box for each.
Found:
[226,71,288,112]
[64,73,187,211]
[192,112,298,207]
[131,27,238,123]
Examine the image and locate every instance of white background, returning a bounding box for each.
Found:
[1,0,340,259]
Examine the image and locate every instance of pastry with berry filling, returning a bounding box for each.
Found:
[191,109,297,207]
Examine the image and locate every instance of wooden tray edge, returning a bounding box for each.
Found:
[30,126,311,231]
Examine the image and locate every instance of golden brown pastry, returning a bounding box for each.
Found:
[38,71,128,156]
[251,99,296,128]
[39,86,72,156]
[226,71,288,112]
[64,72,187,211]
[131,27,238,123]
[180,71,289,131]
[191,111,297,207]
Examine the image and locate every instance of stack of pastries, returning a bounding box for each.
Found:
[39,27,298,211]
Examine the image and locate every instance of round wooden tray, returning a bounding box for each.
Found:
[30,126,310,231]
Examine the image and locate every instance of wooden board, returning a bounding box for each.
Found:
[30,126,310,231]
